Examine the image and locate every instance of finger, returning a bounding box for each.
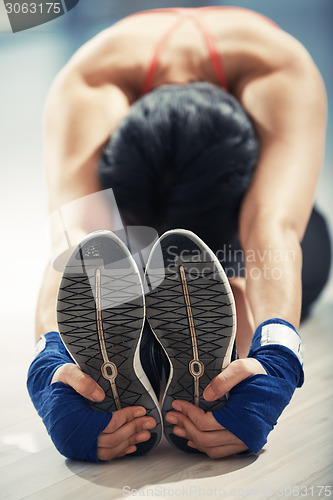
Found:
[174,424,244,448]
[51,363,105,402]
[117,445,137,458]
[203,358,267,401]
[101,406,154,434]
[171,414,198,444]
[98,442,135,461]
[98,416,156,447]
[169,401,223,431]
[166,407,205,446]
[187,442,248,459]
[171,413,243,449]
[97,429,152,461]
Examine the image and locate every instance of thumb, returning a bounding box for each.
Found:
[52,363,105,402]
[203,358,266,401]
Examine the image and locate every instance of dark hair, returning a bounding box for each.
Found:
[99,82,259,229]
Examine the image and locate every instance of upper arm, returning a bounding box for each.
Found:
[43,41,131,250]
[237,38,327,246]
[44,66,130,212]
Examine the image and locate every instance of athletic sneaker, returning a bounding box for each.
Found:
[144,229,236,452]
[57,230,162,455]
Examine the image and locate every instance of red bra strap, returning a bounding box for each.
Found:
[190,14,228,91]
[140,7,229,95]
[141,15,186,95]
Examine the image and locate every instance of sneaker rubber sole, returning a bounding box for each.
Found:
[144,229,236,453]
[57,230,162,455]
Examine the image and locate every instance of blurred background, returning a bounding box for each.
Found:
[0,0,332,347]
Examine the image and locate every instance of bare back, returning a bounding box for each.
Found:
[67,7,308,103]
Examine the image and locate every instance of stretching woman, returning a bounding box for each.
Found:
[28,7,331,461]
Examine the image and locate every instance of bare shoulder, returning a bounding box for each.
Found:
[210,8,322,93]
[54,18,152,100]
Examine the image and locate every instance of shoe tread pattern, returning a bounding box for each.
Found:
[57,234,162,455]
[146,232,235,453]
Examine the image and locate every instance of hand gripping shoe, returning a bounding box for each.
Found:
[57,230,162,455]
[144,229,236,452]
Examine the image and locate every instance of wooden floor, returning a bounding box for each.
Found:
[1,299,332,500]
